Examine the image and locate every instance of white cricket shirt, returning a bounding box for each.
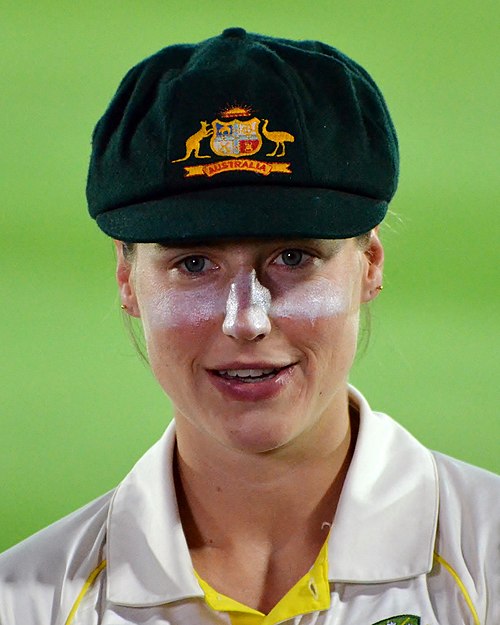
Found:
[0,387,498,625]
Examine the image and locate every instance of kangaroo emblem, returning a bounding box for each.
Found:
[172,121,213,162]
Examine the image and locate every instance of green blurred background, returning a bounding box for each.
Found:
[1,1,498,552]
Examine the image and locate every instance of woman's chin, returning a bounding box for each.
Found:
[217,417,301,455]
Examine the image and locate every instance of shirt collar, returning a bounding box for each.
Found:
[106,387,439,606]
[328,386,439,583]
[106,423,203,606]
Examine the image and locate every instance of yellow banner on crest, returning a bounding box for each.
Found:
[184,159,291,178]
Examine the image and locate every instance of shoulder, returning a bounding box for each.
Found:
[433,451,500,528]
[0,490,113,625]
[432,451,500,553]
[432,452,500,623]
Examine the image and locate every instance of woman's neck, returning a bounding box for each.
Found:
[174,402,358,552]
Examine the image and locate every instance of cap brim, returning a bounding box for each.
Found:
[95,185,387,243]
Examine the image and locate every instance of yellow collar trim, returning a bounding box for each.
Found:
[194,539,331,625]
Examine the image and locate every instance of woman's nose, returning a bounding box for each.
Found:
[222,270,272,341]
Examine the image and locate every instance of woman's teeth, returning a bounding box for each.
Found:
[218,368,277,380]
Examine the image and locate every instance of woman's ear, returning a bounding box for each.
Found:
[360,229,384,303]
[114,240,141,318]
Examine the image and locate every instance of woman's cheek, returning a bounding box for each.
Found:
[146,285,225,329]
[270,276,352,321]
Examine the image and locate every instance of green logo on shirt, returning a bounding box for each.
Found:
[372,616,420,625]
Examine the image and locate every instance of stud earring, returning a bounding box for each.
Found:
[375,285,384,291]
[120,304,128,310]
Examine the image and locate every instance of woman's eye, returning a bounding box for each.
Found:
[181,256,209,273]
[277,249,306,267]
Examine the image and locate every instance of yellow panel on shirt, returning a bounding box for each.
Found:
[194,539,331,625]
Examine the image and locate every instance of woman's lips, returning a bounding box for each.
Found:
[207,363,296,401]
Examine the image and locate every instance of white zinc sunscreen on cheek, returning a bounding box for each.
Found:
[143,268,351,331]
[146,283,226,328]
[270,276,350,321]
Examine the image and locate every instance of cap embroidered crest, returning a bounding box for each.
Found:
[172,108,294,178]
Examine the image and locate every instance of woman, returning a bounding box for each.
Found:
[1,29,498,625]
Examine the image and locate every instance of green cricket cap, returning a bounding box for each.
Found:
[87,28,399,242]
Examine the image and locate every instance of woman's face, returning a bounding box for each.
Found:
[116,235,383,456]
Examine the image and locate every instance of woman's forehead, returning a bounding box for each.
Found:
[150,238,345,252]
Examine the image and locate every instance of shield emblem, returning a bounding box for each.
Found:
[210,117,262,157]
